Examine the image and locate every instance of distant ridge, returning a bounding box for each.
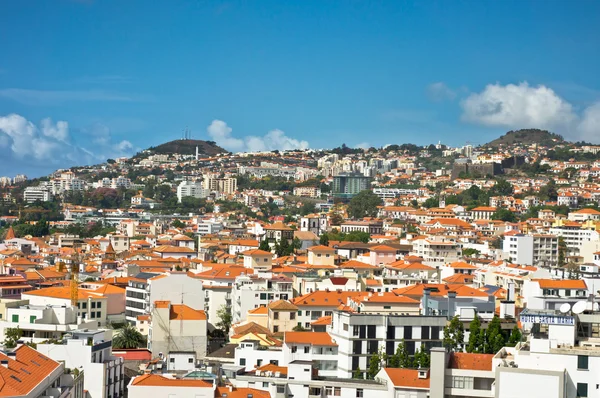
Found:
[144,139,228,156]
[484,129,565,148]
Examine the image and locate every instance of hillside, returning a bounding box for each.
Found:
[145,139,228,156]
[485,129,565,148]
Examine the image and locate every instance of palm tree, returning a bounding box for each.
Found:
[113,324,146,349]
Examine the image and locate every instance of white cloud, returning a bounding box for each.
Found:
[355,142,370,149]
[579,103,600,142]
[427,82,456,101]
[0,113,137,166]
[206,120,309,152]
[207,120,245,151]
[461,81,600,143]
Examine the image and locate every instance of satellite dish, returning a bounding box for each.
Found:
[572,301,587,314]
[559,303,571,314]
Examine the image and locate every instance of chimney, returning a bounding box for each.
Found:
[422,288,430,316]
[447,291,457,320]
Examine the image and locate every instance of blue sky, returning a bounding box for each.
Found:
[1,0,600,176]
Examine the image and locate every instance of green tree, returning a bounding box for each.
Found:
[462,248,480,257]
[413,345,431,369]
[558,237,567,267]
[443,316,464,352]
[258,240,271,252]
[389,339,412,368]
[4,327,23,349]
[172,219,185,229]
[485,315,505,354]
[216,305,232,334]
[466,316,483,353]
[367,353,381,379]
[490,179,513,196]
[292,237,302,252]
[353,366,362,379]
[275,238,293,257]
[348,190,382,219]
[491,208,517,222]
[113,324,146,349]
[319,234,330,246]
[507,326,522,347]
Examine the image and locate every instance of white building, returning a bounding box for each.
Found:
[37,329,124,398]
[549,225,600,256]
[231,274,293,324]
[176,180,208,202]
[23,186,52,203]
[503,233,559,267]
[125,272,204,323]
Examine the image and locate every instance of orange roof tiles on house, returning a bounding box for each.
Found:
[0,345,62,397]
[352,292,419,305]
[447,261,478,269]
[242,249,272,256]
[23,285,107,301]
[215,387,271,398]
[4,226,15,240]
[284,331,337,346]
[382,368,430,389]
[268,300,298,311]
[311,316,332,326]
[393,283,488,298]
[248,306,268,315]
[254,363,288,376]
[153,245,195,253]
[131,374,213,387]
[536,279,587,289]
[444,274,475,284]
[449,352,494,371]
[307,245,336,253]
[169,304,207,321]
[291,290,363,307]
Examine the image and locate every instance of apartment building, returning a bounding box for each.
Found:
[522,279,588,310]
[503,233,559,267]
[410,237,461,266]
[549,224,599,256]
[38,329,124,398]
[203,176,237,194]
[149,300,208,364]
[176,180,208,202]
[231,274,292,324]
[340,220,383,235]
[291,291,363,330]
[23,186,52,203]
[299,213,329,236]
[125,272,204,323]
[328,310,447,379]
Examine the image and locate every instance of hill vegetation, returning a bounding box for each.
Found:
[485,129,565,148]
[141,139,227,157]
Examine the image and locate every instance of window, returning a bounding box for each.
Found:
[452,376,474,390]
[91,312,96,319]
[304,346,310,354]
[291,346,297,353]
[188,358,194,363]
[353,326,359,336]
[260,293,267,300]
[290,313,295,320]
[274,312,279,320]
[356,389,364,397]
[262,382,269,388]
[82,302,87,309]
[273,326,279,333]
[29,316,36,323]
[169,358,175,363]
[334,387,341,396]
[96,311,101,318]
[240,358,246,366]
[325,311,333,317]
[325,386,333,396]
[578,355,589,370]
[577,383,588,397]
[298,310,302,316]
[11,315,17,322]
[277,385,285,394]
[343,323,349,331]
[97,302,102,309]
[92,302,96,309]
[306,311,310,316]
